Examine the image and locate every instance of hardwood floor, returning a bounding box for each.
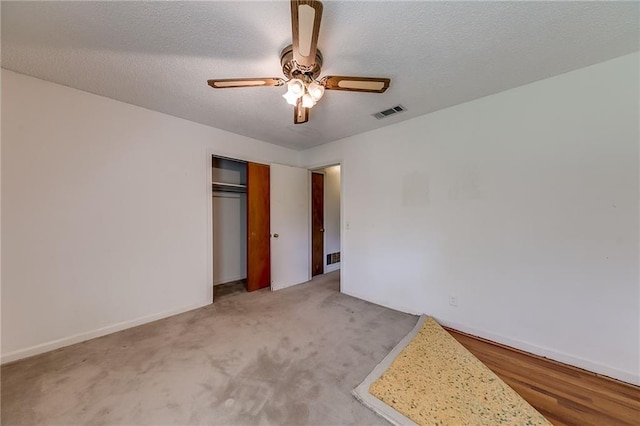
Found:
[447,328,640,426]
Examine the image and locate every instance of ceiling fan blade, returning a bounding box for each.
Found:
[207,78,284,89]
[294,97,309,124]
[291,0,323,68]
[323,76,390,93]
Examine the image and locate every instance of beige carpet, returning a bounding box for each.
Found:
[2,272,419,426]
[357,316,551,426]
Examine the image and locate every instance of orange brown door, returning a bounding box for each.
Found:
[247,162,270,291]
[311,172,324,277]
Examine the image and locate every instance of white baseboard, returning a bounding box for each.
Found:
[324,263,340,273]
[1,301,210,365]
[338,288,639,386]
[436,318,640,386]
[340,288,422,316]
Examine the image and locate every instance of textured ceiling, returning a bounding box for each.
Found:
[2,1,638,150]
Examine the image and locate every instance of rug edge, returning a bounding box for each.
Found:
[352,315,427,426]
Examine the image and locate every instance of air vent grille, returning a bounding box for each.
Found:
[372,105,406,120]
[327,252,341,265]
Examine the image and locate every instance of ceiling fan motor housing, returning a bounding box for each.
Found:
[280,44,323,80]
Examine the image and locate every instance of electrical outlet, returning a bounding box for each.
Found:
[449,295,458,307]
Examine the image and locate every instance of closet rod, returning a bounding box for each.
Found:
[212,182,247,193]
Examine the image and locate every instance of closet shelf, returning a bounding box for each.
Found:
[212,181,247,193]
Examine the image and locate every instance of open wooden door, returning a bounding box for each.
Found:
[270,163,310,290]
[246,162,270,291]
[311,172,324,277]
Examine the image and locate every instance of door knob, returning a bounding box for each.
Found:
[320,228,325,232]
[273,233,279,238]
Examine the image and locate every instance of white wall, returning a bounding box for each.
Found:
[321,165,341,272]
[300,53,640,385]
[1,70,298,362]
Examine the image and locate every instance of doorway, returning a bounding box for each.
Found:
[310,165,341,276]
[311,172,324,276]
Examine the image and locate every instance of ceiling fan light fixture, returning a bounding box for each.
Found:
[302,93,316,108]
[283,91,300,106]
[308,81,325,101]
[287,78,305,97]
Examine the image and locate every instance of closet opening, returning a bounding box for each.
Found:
[211,155,271,302]
[212,156,248,300]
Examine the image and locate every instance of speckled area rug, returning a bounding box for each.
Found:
[353,315,551,426]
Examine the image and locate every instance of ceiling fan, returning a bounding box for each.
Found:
[207,0,391,124]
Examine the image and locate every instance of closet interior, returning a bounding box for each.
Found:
[212,155,271,300]
[212,156,248,297]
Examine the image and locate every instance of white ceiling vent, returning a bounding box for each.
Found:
[372,105,407,120]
